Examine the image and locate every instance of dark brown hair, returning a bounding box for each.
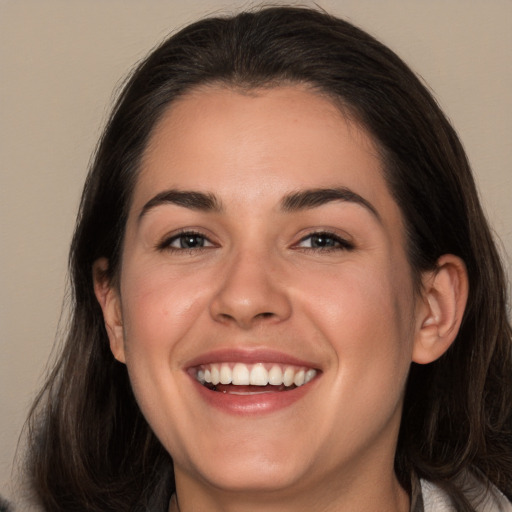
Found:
[26,6,512,511]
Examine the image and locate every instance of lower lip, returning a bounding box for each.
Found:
[190,375,318,415]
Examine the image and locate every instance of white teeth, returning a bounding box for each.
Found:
[197,362,317,388]
[232,363,250,385]
[268,365,283,385]
[211,364,220,385]
[283,367,295,386]
[250,363,268,386]
[293,369,305,386]
[220,364,232,384]
[305,369,316,384]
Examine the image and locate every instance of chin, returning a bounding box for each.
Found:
[182,442,310,494]
[202,464,304,494]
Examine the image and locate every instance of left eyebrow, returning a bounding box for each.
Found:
[280,187,381,221]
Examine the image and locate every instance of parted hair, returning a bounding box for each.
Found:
[26,6,512,511]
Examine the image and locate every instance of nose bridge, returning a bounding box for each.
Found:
[209,242,292,328]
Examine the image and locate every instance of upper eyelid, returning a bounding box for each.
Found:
[157,229,215,249]
[298,231,344,240]
[296,229,353,243]
[293,230,356,250]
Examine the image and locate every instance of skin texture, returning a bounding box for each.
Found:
[94,85,468,512]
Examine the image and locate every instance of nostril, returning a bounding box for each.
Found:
[257,312,274,319]
[215,311,276,328]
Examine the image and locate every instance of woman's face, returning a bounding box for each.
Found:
[104,85,426,497]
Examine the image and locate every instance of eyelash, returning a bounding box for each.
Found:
[295,231,355,252]
[156,230,214,252]
[156,230,354,254]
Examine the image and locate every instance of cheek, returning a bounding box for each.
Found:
[297,258,416,377]
[119,261,211,357]
[307,261,412,330]
[116,262,210,448]
[280,259,417,464]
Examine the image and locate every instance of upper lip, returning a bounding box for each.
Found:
[184,348,321,370]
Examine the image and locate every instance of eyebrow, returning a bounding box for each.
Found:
[138,186,380,222]
[138,189,222,221]
[281,187,380,220]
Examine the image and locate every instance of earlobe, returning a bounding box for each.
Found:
[93,258,126,363]
[412,254,469,365]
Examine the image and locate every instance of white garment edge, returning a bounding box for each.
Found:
[421,479,512,512]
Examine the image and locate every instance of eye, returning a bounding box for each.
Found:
[158,231,214,251]
[296,231,354,251]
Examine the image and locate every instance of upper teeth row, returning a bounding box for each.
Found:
[197,363,317,387]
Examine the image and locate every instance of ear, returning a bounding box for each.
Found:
[412,254,469,365]
[93,257,126,363]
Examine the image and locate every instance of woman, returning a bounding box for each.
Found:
[25,6,512,511]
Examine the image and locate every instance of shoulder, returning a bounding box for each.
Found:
[421,477,512,512]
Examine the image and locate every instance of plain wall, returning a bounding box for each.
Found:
[1,0,511,504]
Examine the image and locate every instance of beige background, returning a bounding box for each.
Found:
[1,0,511,503]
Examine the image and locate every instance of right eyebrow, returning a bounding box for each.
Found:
[138,189,222,222]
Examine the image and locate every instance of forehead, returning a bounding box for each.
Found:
[132,85,401,229]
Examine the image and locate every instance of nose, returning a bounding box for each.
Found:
[209,248,292,329]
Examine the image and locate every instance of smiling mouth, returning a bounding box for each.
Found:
[192,362,318,394]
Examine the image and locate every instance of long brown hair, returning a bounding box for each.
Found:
[26,7,512,511]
